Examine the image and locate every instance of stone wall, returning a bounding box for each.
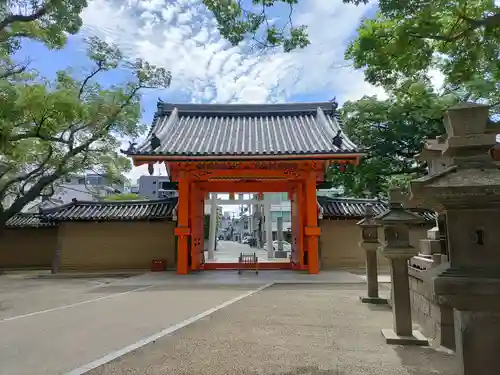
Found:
[0,227,57,269]
[57,220,177,271]
[409,266,455,349]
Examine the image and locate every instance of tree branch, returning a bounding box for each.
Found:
[0,4,48,33]
[461,12,500,29]
[0,145,54,199]
[2,80,142,221]
[79,63,104,99]
[0,60,30,79]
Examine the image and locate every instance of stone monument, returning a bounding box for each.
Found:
[357,203,387,304]
[411,102,500,374]
[376,188,428,345]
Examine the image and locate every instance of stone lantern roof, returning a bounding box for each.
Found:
[411,102,500,209]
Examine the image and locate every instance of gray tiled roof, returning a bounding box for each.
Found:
[41,198,177,222]
[318,196,436,221]
[318,196,387,219]
[6,214,56,228]
[131,102,358,157]
[405,208,436,222]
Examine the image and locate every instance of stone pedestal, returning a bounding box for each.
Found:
[376,194,428,346]
[359,242,387,304]
[357,203,387,304]
[454,310,500,375]
[380,248,428,345]
[411,102,500,374]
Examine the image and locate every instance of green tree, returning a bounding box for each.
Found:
[345,0,500,92]
[1,0,88,78]
[202,0,310,51]
[104,193,145,201]
[328,79,459,197]
[206,1,500,90]
[0,36,171,230]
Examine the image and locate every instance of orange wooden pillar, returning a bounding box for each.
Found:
[290,183,305,269]
[189,183,203,271]
[289,188,298,266]
[304,171,320,274]
[175,172,190,275]
[198,188,206,266]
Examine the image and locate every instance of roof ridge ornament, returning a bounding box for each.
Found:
[329,97,339,111]
[120,140,137,154]
[150,133,161,151]
[332,130,343,150]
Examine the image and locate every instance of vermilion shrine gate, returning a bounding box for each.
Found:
[125,102,362,274]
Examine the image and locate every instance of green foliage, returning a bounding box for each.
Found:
[0,0,87,55]
[345,0,500,112]
[328,79,459,197]
[0,2,172,225]
[202,0,310,51]
[104,193,144,201]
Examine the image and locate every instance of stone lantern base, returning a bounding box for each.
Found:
[360,296,389,304]
[381,329,429,345]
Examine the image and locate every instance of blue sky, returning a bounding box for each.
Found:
[15,0,384,183]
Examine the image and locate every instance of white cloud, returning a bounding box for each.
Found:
[82,0,387,182]
[81,0,385,105]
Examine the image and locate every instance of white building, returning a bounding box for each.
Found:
[19,174,124,213]
[250,192,291,244]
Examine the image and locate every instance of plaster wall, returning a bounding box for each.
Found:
[0,227,57,269]
[57,221,176,271]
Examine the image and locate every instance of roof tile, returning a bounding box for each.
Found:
[318,196,387,219]
[5,214,56,228]
[132,102,358,157]
[318,196,436,221]
[41,198,177,222]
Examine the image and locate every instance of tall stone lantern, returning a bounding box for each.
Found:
[376,190,428,345]
[411,102,500,375]
[357,204,387,304]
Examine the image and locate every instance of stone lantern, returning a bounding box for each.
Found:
[376,190,428,345]
[357,203,387,304]
[410,102,500,374]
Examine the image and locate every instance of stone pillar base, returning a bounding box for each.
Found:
[359,296,388,305]
[381,329,429,346]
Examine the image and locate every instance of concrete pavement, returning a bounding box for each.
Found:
[0,270,393,375]
[0,274,265,375]
[87,284,457,375]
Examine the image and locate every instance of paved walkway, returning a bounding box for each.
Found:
[0,274,265,375]
[0,271,396,375]
[88,284,457,375]
[205,240,286,263]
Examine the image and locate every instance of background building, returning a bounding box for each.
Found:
[21,173,125,213]
[136,175,178,199]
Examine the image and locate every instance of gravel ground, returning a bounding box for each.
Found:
[89,284,458,375]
